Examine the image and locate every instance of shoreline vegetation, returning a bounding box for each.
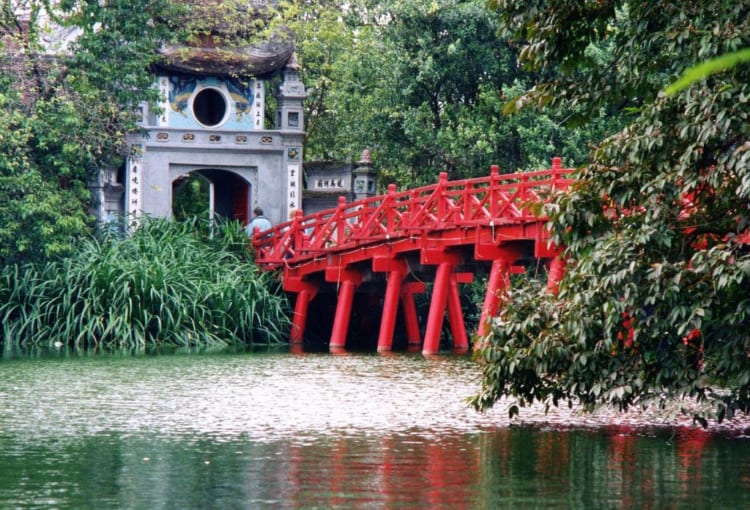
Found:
[0,217,290,350]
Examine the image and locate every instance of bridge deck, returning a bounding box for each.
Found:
[253,158,573,354]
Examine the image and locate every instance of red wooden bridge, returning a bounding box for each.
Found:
[253,158,573,355]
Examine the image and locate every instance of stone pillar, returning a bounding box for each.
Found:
[276,52,307,220]
[352,149,377,201]
[275,52,306,131]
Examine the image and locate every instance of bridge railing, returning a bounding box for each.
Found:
[253,158,574,268]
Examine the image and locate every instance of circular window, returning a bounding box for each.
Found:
[192,88,227,127]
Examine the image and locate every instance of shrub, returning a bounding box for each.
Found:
[0,217,290,349]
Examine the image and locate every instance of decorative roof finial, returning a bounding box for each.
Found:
[358,149,372,165]
[285,51,299,71]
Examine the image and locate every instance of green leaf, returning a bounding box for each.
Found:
[664,48,750,96]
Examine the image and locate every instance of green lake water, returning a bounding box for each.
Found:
[2,348,750,508]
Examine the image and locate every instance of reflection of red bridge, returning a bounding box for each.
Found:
[254,158,573,355]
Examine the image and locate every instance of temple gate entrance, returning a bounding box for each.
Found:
[171,170,251,225]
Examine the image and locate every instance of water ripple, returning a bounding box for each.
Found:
[1,351,748,445]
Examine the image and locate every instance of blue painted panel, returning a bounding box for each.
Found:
[167,76,257,131]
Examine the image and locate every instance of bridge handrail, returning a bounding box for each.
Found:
[253,158,574,268]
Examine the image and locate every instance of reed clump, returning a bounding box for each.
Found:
[0,217,290,349]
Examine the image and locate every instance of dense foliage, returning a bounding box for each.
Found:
[472,1,750,424]
[0,0,177,265]
[0,218,290,350]
[286,0,615,188]
[0,87,92,264]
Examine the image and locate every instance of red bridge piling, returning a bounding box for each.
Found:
[376,260,407,352]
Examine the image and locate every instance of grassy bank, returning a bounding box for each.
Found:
[0,218,290,350]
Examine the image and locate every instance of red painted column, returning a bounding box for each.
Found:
[290,290,311,344]
[401,282,424,349]
[447,273,468,354]
[377,265,405,352]
[476,257,511,343]
[546,254,566,294]
[330,277,358,351]
[423,261,453,355]
[288,281,318,344]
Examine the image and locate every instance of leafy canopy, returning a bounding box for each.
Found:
[473,0,750,425]
[286,0,616,188]
[0,0,179,265]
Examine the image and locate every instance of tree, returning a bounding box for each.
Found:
[0,0,177,265]
[0,89,92,264]
[473,1,750,424]
[277,0,380,162]
[288,0,615,189]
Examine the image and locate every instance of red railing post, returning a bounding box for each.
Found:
[293,209,305,257]
[407,189,419,229]
[384,184,397,236]
[356,200,369,237]
[489,165,500,219]
[552,156,563,191]
[463,181,473,223]
[309,211,323,249]
[335,196,347,246]
[436,172,448,229]
[520,174,530,216]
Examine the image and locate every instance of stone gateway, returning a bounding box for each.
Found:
[114,2,306,227]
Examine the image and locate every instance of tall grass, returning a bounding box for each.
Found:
[0,217,290,350]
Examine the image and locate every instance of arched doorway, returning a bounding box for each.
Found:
[171,169,251,226]
[172,173,211,222]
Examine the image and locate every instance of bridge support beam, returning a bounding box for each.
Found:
[546,254,566,294]
[373,256,426,352]
[284,279,319,345]
[327,267,363,352]
[330,279,357,351]
[423,261,454,356]
[447,273,469,353]
[377,263,406,352]
[401,282,425,350]
[476,257,512,343]
[291,286,316,344]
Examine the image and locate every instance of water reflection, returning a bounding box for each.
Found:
[1,351,750,508]
[3,426,750,509]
